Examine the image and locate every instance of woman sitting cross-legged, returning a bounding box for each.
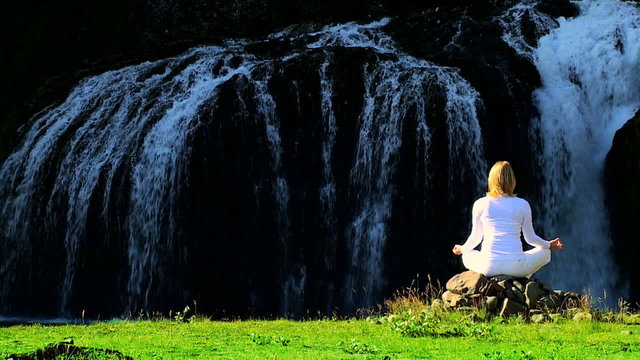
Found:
[452,161,563,278]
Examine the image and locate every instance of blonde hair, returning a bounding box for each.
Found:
[486,161,516,197]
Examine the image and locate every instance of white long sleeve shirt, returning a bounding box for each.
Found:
[460,196,550,260]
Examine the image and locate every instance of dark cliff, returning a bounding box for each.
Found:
[606,110,640,302]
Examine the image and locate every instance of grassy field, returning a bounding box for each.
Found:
[1,316,640,359]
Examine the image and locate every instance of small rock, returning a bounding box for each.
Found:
[500,298,526,316]
[506,288,526,305]
[485,296,500,313]
[456,306,474,313]
[491,275,516,282]
[549,313,562,322]
[512,280,525,292]
[446,271,487,295]
[525,281,545,308]
[538,292,563,310]
[442,291,469,307]
[431,299,445,308]
[480,280,504,297]
[562,291,583,309]
[497,280,510,290]
[531,314,546,323]
[621,330,633,335]
[573,312,593,321]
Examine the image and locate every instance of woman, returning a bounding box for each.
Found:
[452,161,563,278]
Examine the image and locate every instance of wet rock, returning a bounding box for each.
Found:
[446,271,487,295]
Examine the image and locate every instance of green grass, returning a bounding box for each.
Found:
[1,317,640,359]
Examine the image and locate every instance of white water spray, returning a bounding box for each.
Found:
[532,0,640,299]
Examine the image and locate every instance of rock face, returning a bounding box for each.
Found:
[605,109,640,302]
[442,271,583,316]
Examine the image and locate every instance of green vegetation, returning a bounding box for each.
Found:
[1,315,639,359]
[2,284,640,359]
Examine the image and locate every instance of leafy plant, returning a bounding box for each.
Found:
[248,333,290,346]
[337,339,379,355]
[173,305,195,323]
[482,350,535,359]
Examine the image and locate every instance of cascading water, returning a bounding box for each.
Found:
[307,20,486,309]
[498,0,558,61]
[0,46,279,313]
[0,16,487,317]
[529,0,640,300]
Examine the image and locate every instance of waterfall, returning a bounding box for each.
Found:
[0,46,278,313]
[0,17,487,316]
[308,20,486,309]
[531,0,640,300]
[318,58,338,315]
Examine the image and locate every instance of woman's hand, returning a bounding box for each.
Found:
[452,245,463,255]
[549,238,563,250]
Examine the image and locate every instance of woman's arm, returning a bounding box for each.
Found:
[521,200,551,248]
[457,199,484,254]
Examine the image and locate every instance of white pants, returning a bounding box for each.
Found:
[461,247,551,278]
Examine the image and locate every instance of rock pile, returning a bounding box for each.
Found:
[442,271,583,318]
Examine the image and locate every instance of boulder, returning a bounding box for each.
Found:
[446,271,487,295]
